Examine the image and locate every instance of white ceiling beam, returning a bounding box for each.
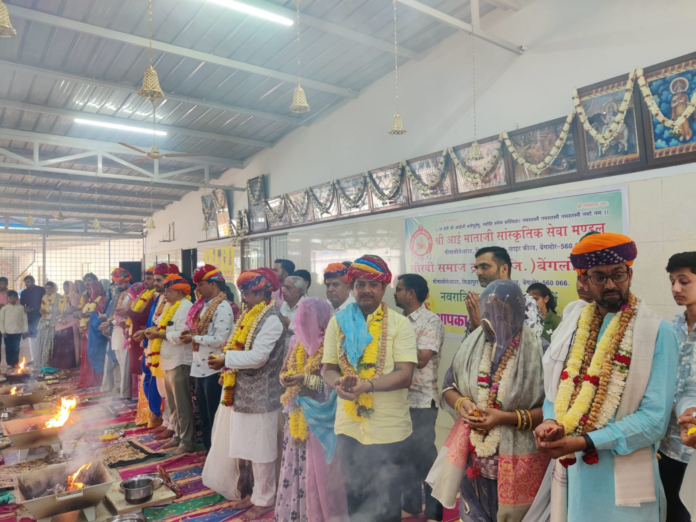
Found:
[485,0,521,11]
[395,0,524,55]
[0,169,185,193]
[0,201,153,217]
[0,60,303,127]
[0,98,272,149]
[0,128,244,169]
[0,187,168,210]
[8,5,358,99]
[0,178,181,201]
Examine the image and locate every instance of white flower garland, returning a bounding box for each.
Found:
[336,175,367,209]
[573,70,636,150]
[501,111,575,177]
[469,342,517,458]
[286,190,310,221]
[246,179,263,206]
[637,68,696,133]
[448,142,501,185]
[593,299,639,430]
[264,197,287,225]
[309,184,336,215]
[402,148,448,195]
[366,169,402,204]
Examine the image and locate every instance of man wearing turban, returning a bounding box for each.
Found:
[179,264,233,452]
[205,267,286,519]
[535,232,678,522]
[101,268,133,399]
[144,274,194,455]
[324,261,355,312]
[322,255,418,521]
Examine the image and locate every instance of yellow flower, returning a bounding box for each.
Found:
[149,300,184,378]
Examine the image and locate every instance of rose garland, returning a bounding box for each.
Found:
[637,68,696,134]
[309,184,336,215]
[337,302,389,422]
[335,175,368,209]
[189,292,227,352]
[366,169,403,204]
[286,191,310,221]
[448,143,501,185]
[573,70,636,150]
[147,299,185,377]
[402,148,449,195]
[501,112,575,177]
[132,288,157,314]
[221,300,275,407]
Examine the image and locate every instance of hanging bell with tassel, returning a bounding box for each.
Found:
[138,66,165,100]
[148,217,156,230]
[0,1,16,37]
[202,221,209,232]
[469,140,484,161]
[56,211,65,221]
[92,218,101,230]
[389,113,406,135]
[25,215,34,227]
[290,84,311,114]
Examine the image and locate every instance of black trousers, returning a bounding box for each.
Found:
[4,334,21,367]
[338,434,405,522]
[658,451,692,522]
[401,405,443,521]
[195,373,223,451]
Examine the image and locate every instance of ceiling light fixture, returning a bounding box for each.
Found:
[74,118,167,136]
[207,0,293,26]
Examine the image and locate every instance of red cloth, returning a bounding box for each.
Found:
[78,334,102,388]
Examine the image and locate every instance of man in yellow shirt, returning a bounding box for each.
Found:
[322,255,417,522]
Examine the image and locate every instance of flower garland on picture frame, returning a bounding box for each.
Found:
[246,178,263,206]
[402,148,449,196]
[336,175,368,210]
[448,142,501,185]
[501,112,575,178]
[264,197,287,225]
[309,183,336,215]
[574,70,637,151]
[637,68,696,134]
[366,168,403,204]
[286,190,310,222]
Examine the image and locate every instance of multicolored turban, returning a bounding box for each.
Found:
[154,263,180,276]
[163,274,191,295]
[145,266,156,275]
[236,267,280,293]
[324,263,350,283]
[347,255,392,284]
[193,264,224,284]
[111,267,132,283]
[570,232,638,274]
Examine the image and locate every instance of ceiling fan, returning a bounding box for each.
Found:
[119,100,203,163]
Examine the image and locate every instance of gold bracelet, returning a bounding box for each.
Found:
[454,397,465,412]
[525,410,533,431]
[515,410,522,430]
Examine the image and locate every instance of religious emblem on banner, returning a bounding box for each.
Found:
[410,225,433,257]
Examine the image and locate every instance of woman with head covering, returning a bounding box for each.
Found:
[36,281,61,368]
[51,281,80,369]
[430,280,548,522]
[275,297,349,522]
[527,282,561,343]
[78,281,108,389]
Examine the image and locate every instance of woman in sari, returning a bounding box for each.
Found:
[78,281,108,389]
[435,280,548,522]
[275,297,349,522]
[36,282,61,368]
[51,281,80,369]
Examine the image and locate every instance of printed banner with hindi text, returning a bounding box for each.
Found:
[404,188,626,336]
[203,246,235,283]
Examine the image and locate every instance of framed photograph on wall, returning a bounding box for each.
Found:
[507,115,582,189]
[309,182,339,222]
[336,174,371,217]
[212,188,232,237]
[639,52,696,167]
[246,176,268,233]
[405,149,456,205]
[265,196,290,230]
[200,193,219,239]
[286,189,313,225]
[366,163,409,212]
[452,136,510,196]
[575,71,646,177]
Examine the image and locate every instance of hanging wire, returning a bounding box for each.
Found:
[393,0,399,115]
[468,26,483,160]
[296,0,301,84]
[148,0,153,66]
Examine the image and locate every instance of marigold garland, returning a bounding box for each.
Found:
[220,300,275,407]
[337,302,389,422]
[58,291,77,313]
[40,293,58,322]
[148,299,185,378]
[79,296,102,331]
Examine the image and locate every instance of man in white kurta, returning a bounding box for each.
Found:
[109,268,132,398]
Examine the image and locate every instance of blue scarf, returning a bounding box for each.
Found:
[335,302,373,369]
[296,391,338,463]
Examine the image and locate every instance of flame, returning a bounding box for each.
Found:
[9,387,16,395]
[45,397,77,429]
[17,358,26,374]
[67,462,92,491]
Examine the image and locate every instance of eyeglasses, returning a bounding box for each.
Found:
[586,271,629,286]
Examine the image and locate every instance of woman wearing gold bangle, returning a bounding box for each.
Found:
[435,280,549,522]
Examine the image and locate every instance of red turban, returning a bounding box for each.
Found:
[236,267,280,293]
[193,264,224,284]
[154,263,180,276]
[111,268,132,283]
[570,232,637,274]
[163,274,191,295]
[347,255,392,284]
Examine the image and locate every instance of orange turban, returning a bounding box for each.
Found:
[570,232,637,274]
[163,274,191,295]
[324,263,350,283]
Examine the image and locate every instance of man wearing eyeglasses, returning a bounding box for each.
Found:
[533,232,678,522]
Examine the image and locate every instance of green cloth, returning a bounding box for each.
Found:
[144,493,227,521]
[542,310,561,342]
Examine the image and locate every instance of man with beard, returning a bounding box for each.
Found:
[322,255,417,522]
[465,246,543,336]
[534,232,678,522]
[324,262,355,313]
